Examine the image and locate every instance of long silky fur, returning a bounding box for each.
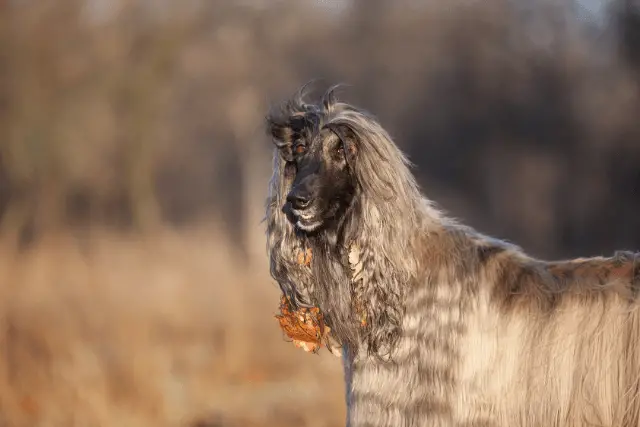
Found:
[265,84,640,427]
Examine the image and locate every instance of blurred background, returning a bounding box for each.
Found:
[0,0,639,425]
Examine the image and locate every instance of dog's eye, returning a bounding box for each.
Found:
[336,145,344,155]
[294,144,306,155]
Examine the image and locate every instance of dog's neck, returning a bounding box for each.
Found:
[297,239,367,324]
[297,237,360,277]
[347,242,368,327]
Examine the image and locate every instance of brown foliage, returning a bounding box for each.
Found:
[275,295,331,354]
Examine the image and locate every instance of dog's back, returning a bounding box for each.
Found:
[346,225,640,427]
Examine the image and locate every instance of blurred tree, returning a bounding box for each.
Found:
[616,0,640,70]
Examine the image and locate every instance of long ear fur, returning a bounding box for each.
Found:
[265,149,315,308]
[320,107,442,359]
[264,83,321,308]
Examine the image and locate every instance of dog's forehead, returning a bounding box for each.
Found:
[308,126,337,148]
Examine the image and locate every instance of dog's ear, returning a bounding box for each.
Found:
[325,119,397,200]
[266,114,295,162]
[323,122,358,160]
[267,113,319,162]
[266,83,321,162]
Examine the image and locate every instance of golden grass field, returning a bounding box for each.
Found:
[0,226,346,427]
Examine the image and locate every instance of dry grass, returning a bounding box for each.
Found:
[0,225,345,427]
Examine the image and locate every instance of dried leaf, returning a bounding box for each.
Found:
[348,244,360,266]
[297,248,312,266]
[274,295,331,354]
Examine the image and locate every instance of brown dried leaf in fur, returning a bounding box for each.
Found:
[296,248,312,266]
[274,295,330,353]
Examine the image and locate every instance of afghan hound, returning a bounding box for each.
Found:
[264,84,640,427]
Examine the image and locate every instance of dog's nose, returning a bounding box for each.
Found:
[287,192,311,210]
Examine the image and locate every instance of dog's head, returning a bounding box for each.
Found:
[266,86,360,235]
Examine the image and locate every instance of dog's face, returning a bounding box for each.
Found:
[283,124,357,234]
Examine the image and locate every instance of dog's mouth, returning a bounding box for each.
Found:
[292,210,323,232]
[285,204,324,233]
[295,217,323,232]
